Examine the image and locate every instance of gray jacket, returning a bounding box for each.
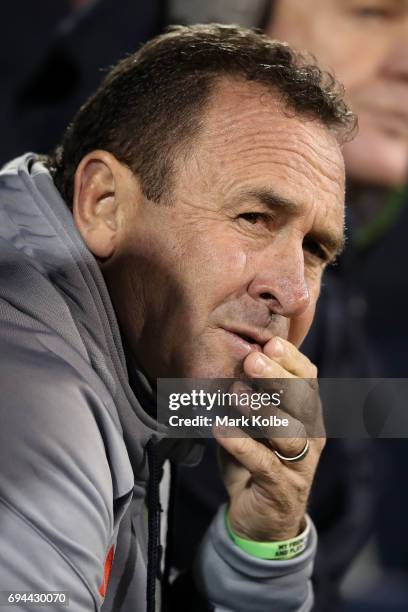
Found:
[0,154,316,611]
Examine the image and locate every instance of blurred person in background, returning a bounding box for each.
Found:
[167,2,408,611]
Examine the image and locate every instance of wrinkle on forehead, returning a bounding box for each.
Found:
[198,78,344,180]
[175,78,345,217]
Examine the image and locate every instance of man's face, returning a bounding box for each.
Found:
[107,80,345,380]
[267,0,408,187]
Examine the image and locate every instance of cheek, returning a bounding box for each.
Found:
[182,231,250,298]
[222,248,248,274]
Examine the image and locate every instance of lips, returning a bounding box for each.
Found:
[222,326,273,352]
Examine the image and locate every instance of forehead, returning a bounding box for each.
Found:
[177,78,345,236]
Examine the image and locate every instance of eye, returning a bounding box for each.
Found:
[303,236,329,263]
[238,212,270,226]
[352,4,394,20]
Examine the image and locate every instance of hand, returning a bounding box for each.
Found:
[213,336,325,542]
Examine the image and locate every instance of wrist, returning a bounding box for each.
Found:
[228,512,306,541]
[225,508,311,560]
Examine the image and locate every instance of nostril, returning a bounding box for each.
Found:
[260,292,273,300]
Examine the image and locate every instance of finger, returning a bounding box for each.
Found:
[228,380,308,441]
[243,351,295,380]
[213,423,282,482]
[214,420,313,475]
[216,387,309,468]
[269,435,309,463]
[238,359,322,434]
[271,437,326,473]
[263,337,318,378]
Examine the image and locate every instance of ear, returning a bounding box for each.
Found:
[72,150,127,259]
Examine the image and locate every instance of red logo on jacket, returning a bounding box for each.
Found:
[99,545,114,598]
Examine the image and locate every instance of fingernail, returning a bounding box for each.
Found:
[273,338,284,357]
[252,353,268,375]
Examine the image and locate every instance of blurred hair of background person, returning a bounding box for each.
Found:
[167,2,408,612]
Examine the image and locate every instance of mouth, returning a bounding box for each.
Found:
[222,326,271,354]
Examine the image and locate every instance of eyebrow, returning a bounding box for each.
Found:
[238,186,345,260]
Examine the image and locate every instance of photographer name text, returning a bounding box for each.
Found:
[168,414,289,428]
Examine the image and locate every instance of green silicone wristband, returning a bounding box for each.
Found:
[225,510,310,560]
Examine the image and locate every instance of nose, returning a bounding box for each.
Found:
[247,240,311,318]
